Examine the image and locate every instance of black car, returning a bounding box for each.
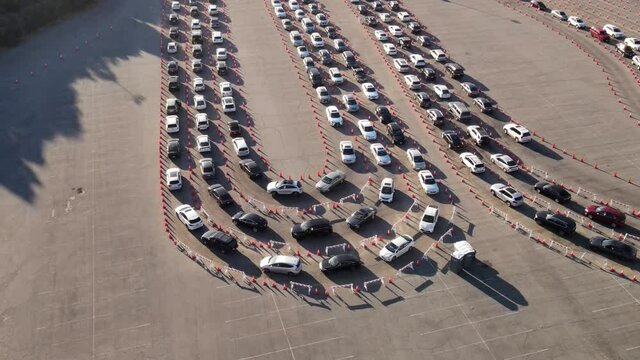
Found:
[291,218,333,240]
[352,67,366,83]
[232,211,268,232]
[228,120,241,137]
[169,14,178,25]
[167,61,178,75]
[390,1,400,11]
[167,139,180,158]
[474,97,493,113]
[325,26,337,39]
[442,130,463,149]
[408,22,421,34]
[346,206,377,230]
[421,66,436,81]
[386,122,406,145]
[534,182,571,203]
[169,27,179,39]
[357,5,367,15]
[398,36,412,49]
[589,236,637,261]
[239,159,262,179]
[208,184,234,207]
[376,106,392,124]
[415,92,431,108]
[534,211,576,235]
[308,66,323,87]
[361,16,377,27]
[320,253,362,272]
[417,35,430,47]
[168,75,179,91]
[216,60,227,75]
[200,230,238,253]
[343,51,357,68]
[444,62,464,78]
[334,39,347,52]
[371,1,382,11]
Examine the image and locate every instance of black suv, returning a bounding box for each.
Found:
[421,66,436,81]
[291,218,333,240]
[169,27,179,39]
[415,92,431,108]
[325,26,337,39]
[167,139,180,158]
[232,211,268,232]
[386,122,406,145]
[208,184,234,207]
[308,67,323,87]
[533,182,571,203]
[398,36,412,49]
[352,67,366,83]
[445,62,465,78]
[168,76,179,91]
[442,130,463,149]
[200,230,238,253]
[408,22,421,34]
[361,16,378,27]
[376,105,393,124]
[534,211,576,235]
[228,120,241,137]
[239,159,262,179]
[343,51,357,68]
[167,61,178,75]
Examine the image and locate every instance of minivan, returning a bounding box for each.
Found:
[448,102,472,121]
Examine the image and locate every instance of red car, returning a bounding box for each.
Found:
[585,205,626,227]
[590,26,609,42]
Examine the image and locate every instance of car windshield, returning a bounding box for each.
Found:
[343,147,354,155]
[413,155,424,163]
[422,214,435,222]
[320,90,328,96]
[328,257,339,266]
[321,176,334,184]
[441,89,450,95]
[330,112,339,118]
[376,149,387,156]
[521,131,531,137]
[506,159,516,166]
[423,176,435,184]
[363,125,373,131]
[386,242,398,252]
[381,186,393,194]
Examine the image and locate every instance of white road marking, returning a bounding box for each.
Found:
[221,294,263,306]
[433,329,534,356]
[626,345,640,351]
[503,348,549,360]
[608,321,640,332]
[409,303,461,317]
[334,356,355,360]
[272,294,295,360]
[229,317,336,341]
[420,311,521,336]
[591,301,637,313]
[236,336,343,360]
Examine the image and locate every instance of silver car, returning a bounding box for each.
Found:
[315,170,346,193]
[260,255,302,275]
[490,183,524,207]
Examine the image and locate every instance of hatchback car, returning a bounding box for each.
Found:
[534,182,571,203]
[585,205,626,227]
[260,255,302,275]
[319,253,362,271]
[232,211,268,232]
[460,152,485,173]
[291,218,333,239]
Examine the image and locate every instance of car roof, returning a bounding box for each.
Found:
[424,206,438,215]
[270,255,299,265]
[391,235,412,245]
[303,218,330,226]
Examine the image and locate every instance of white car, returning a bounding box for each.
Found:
[165,115,179,133]
[388,25,403,37]
[191,19,201,30]
[358,119,377,141]
[167,42,177,54]
[418,170,439,195]
[195,113,209,130]
[221,96,236,113]
[316,86,331,104]
[433,85,451,99]
[290,31,304,46]
[175,204,204,231]
[406,148,426,170]
[342,94,359,112]
[393,58,409,72]
[275,6,286,18]
[634,55,640,70]
[340,141,356,164]
[404,75,421,90]
[361,83,379,100]
[383,43,397,55]
[329,68,344,84]
[379,13,392,23]
[193,95,206,110]
[378,177,394,203]
[316,13,329,26]
[271,0,282,6]
[193,77,205,92]
[375,30,388,41]
[624,37,640,51]
[379,234,415,262]
[219,82,232,97]
[197,135,211,153]
[430,49,447,62]
[232,137,250,156]
[166,168,182,190]
[466,125,490,146]
[267,179,303,195]
[297,45,310,58]
[503,123,532,143]
[603,24,624,39]
[419,205,439,233]
[208,4,218,15]
[310,32,325,48]
[171,1,180,11]
[490,183,524,207]
[294,9,305,21]
[288,0,300,10]
[216,47,227,60]
[212,31,223,44]
[490,153,519,173]
[568,16,586,29]
[370,143,391,165]
[460,152,485,174]
[397,11,411,22]
[409,54,426,68]
[260,255,302,275]
[325,106,344,127]
[551,10,568,21]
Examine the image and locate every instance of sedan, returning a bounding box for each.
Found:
[260,255,302,275]
[219,82,232,97]
[193,95,206,110]
[320,253,362,271]
[461,82,480,97]
[419,205,439,233]
[267,180,303,195]
[551,9,568,21]
[346,206,377,230]
[175,204,203,230]
[376,105,392,124]
[361,83,379,100]
[429,49,447,62]
[297,45,310,58]
[568,16,586,29]
[193,77,205,92]
[231,137,249,157]
[442,130,463,149]
[490,183,524,207]
[310,32,325,48]
[490,153,519,173]
[316,86,331,104]
[340,141,356,164]
[432,85,451,99]
[383,43,397,55]
[166,168,182,190]
[388,25,403,37]
[325,106,344,127]
[370,143,391,165]
[406,148,426,170]
[201,230,238,253]
[167,42,178,54]
[585,205,626,228]
[232,211,268,232]
[240,159,262,178]
[342,94,359,112]
[534,182,571,203]
[334,38,347,52]
[275,6,286,18]
[315,170,346,193]
[199,158,215,178]
[379,234,415,262]
[409,54,426,68]
[378,177,394,203]
[427,109,445,126]
[589,236,637,261]
[196,135,211,153]
[624,37,640,51]
[358,119,377,141]
[207,184,234,206]
[375,30,388,41]
[418,170,439,195]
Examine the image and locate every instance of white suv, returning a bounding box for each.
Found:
[175,204,203,230]
[503,123,532,143]
[460,152,485,174]
[466,125,490,146]
[490,183,524,207]
[267,180,303,195]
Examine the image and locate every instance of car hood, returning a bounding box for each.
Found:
[266,182,278,191]
[319,259,331,270]
[259,257,271,268]
[315,181,330,191]
[346,214,362,226]
[425,183,439,193]
[291,224,303,234]
[378,247,393,259]
[420,221,435,232]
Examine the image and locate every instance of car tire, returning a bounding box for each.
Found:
[263,268,270,273]
[535,219,543,225]
[506,200,512,207]
[554,198,560,203]
[253,227,258,233]
[536,189,541,194]
[232,220,238,225]
[611,223,617,228]
[558,230,565,236]
[490,190,495,196]
[587,214,593,220]
[287,272,294,276]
